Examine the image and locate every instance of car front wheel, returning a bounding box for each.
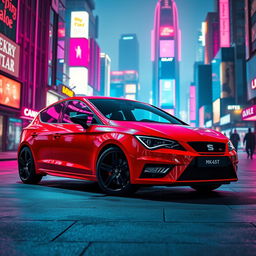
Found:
[18,147,43,184]
[96,146,138,195]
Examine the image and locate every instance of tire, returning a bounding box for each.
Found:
[190,184,221,193]
[96,146,138,195]
[18,147,43,184]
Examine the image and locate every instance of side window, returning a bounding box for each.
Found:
[40,102,64,123]
[62,100,94,124]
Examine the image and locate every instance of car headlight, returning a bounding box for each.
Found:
[228,140,236,151]
[135,135,185,150]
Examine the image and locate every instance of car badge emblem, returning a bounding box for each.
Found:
[207,144,214,151]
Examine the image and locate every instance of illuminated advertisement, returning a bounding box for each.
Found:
[246,55,256,101]
[159,79,175,109]
[69,67,88,95]
[0,0,17,41]
[125,84,136,94]
[160,40,174,58]
[71,12,89,39]
[242,105,256,121]
[61,85,74,97]
[0,32,20,78]
[159,57,175,79]
[220,62,235,98]
[0,74,21,108]
[199,106,205,127]
[219,0,230,47]
[213,99,220,124]
[212,57,221,101]
[21,107,38,119]
[69,38,89,67]
[160,26,174,37]
[189,85,196,121]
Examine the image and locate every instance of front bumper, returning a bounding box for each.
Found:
[130,141,238,185]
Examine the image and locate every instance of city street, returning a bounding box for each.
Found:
[0,153,255,256]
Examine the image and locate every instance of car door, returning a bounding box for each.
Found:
[31,101,66,172]
[50,100,97,177]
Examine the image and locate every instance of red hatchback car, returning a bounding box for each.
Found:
[18,97,238,195]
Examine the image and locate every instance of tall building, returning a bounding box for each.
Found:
[243,0,256,131]
[204,12,220,64]
[66,0,101,96]
[0,0,74,152]
[100,53,111,96]
[119,34,139,72]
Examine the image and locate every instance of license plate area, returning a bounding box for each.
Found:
[197,157,229,168]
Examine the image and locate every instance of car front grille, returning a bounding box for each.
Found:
[188,142,226,153]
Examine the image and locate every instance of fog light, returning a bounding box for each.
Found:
[140,164,174,178]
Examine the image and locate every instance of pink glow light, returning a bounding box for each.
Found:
[199,106,205,127]
[160,26,174,37]
[160,40,174,58]
[242,105,256,121]
[190,86,196,121]
[219,0,230,47]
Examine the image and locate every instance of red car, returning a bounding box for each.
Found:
[18,97,238,195]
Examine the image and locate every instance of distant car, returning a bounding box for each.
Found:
[18,97,238,195]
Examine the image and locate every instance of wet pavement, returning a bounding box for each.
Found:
[0,152,255,255]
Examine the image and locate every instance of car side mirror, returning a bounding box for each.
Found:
[70,113,93,129]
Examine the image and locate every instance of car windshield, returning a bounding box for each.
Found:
[89,99,186,125]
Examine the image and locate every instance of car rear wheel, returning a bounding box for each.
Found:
[96,147,138,195]
[190,184,221,193]
[18,147,43,184]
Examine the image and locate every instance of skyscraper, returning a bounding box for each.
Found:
[100,53,111,96]
[151,0,181,116]
[119,34,139,72]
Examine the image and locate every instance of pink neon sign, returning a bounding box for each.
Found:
[242,105,256,121]
[251,78,256,90]
[160,40,174,58]
[190,86,196,121]
[219,0,230,47]
[160,26,174,37]
[69,38,89,67]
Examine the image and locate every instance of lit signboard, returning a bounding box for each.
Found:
[160,57,174,62]
[213,99,220,124]
[122,36,134,40]
[160,40,174,58]
[159,79,175,109]
[242,105,256,121]
[221,62,235,98]
[61,85,74,97]
[125,84,136,94]
[219,0,230,47]
[220,114,230,125]
[0,74,21,109]
[190,86,196,121]
[0,33,20,78]
[160,26,174,37]
[21,107,38,119]
[227,105,241,110]
[199,106,205,127]
[246,55,256,101]
[251,78,256,89]
[70,12,89,39]
[69,38,89,67]
[0,0,18,41]
[69,67,88,95]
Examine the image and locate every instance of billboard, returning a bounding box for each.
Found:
[69,67,88,95]
[0,33,20,77]
[69,38,89,67]
[219,0,230,47]
[160,26,174,37]
[159,79,175,109]
[0,0,18,41]
[246,55,256,101]
[0,74,21,109]
[213,98,220,124]
[160,40,174,58]
[220,62,235,98]
[70,12,89,39]
[125,84,136,94]
[242,105,256,121]
[189,85,196,121]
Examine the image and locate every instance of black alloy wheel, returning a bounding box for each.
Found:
[97,147,138,195]
[190,184,221,193]
[18,147,43,184]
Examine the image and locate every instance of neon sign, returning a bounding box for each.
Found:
[160,26,174,37]
[219,0,230,47]
[22,107,38,119]
[251,78,256,90]
[242,105,256,121]
[61,85,74,97]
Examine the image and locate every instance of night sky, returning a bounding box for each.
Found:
[95,0,214,117]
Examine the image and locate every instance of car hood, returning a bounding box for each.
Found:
[111,121,228,142]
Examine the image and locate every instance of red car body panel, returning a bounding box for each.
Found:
[18,96,238,186]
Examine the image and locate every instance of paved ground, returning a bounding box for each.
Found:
[0,152,255,256]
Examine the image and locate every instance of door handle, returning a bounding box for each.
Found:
[31,132,38,138]
[53,133,61,139]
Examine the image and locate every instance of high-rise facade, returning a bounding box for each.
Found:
[100,53,111,96]
[151,0,181,116]
[119,34,139,72]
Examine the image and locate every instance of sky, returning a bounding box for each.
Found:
[95,0,214,116]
